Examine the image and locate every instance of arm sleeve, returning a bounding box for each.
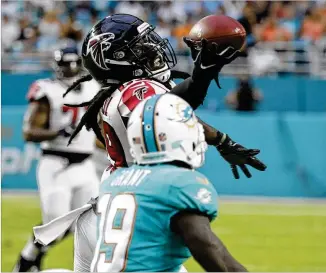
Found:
[170,76,211,110]
[169,61,220,110]
[165,172,218,230]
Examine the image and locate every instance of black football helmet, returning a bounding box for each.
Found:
[81,14,177,85]
[53,46,82,80]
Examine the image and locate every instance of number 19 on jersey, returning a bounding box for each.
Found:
[91,194,137,272]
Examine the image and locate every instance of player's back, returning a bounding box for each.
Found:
[92,164,218,272]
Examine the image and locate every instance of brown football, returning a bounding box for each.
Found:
[187,15,246,51]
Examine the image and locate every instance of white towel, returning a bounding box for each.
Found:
[33,204,92,246]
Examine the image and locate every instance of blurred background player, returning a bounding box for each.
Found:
[225,75,263,112]
[13,46,101,272]
[90,93,247,272]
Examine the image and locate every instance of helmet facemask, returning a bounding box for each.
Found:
[116,24,176,82]
[53,49,82,85]
[55,60,81,78]
[180,123,207,169]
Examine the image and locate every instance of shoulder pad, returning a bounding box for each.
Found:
[118,79,169,116]
[168,170,218,221]
[26,79,50,102]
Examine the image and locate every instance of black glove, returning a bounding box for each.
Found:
[183,38,240,88]
[183,37,240,67]
[58,125,76,138]
[216,134,267,179]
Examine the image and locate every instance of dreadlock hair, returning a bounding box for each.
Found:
[64,101,92,107]
[62,73,120,147]
[67,85,118,146]
[63,74,93,98]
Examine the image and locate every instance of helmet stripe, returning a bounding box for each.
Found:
[142,95,161,153]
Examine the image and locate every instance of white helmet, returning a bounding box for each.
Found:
[127,93,207,169]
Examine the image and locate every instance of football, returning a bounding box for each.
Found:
[187,15,246,51]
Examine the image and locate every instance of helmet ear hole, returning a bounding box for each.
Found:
[193,142,196,151]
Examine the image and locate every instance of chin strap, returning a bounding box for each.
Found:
[151,66,171,83]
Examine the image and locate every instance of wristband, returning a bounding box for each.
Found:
[214,132,227,147]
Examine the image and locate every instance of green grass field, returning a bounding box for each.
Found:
[2,194,326,272]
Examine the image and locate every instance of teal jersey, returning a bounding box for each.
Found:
[92,164,219,272]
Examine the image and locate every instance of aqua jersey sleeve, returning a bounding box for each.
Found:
[166,170,218,229]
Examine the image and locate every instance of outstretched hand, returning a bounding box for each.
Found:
[183,37,240,88]
[216,134,267,179]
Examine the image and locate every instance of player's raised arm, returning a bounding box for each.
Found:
[168,20,267,179]
[170,38,236,111]
[171,212,248,272]
[170,16,245,110]
[170,54,267,179]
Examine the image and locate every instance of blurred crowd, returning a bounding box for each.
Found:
[2,0,326,55]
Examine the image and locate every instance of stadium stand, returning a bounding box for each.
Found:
[2,0,326,77]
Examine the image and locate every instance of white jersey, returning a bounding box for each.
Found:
[101,79,172,169]
[26,78,101,154]
[92,146,109,180]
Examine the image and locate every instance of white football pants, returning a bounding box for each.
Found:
[37,154,99,226]
[91,147,109,181]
